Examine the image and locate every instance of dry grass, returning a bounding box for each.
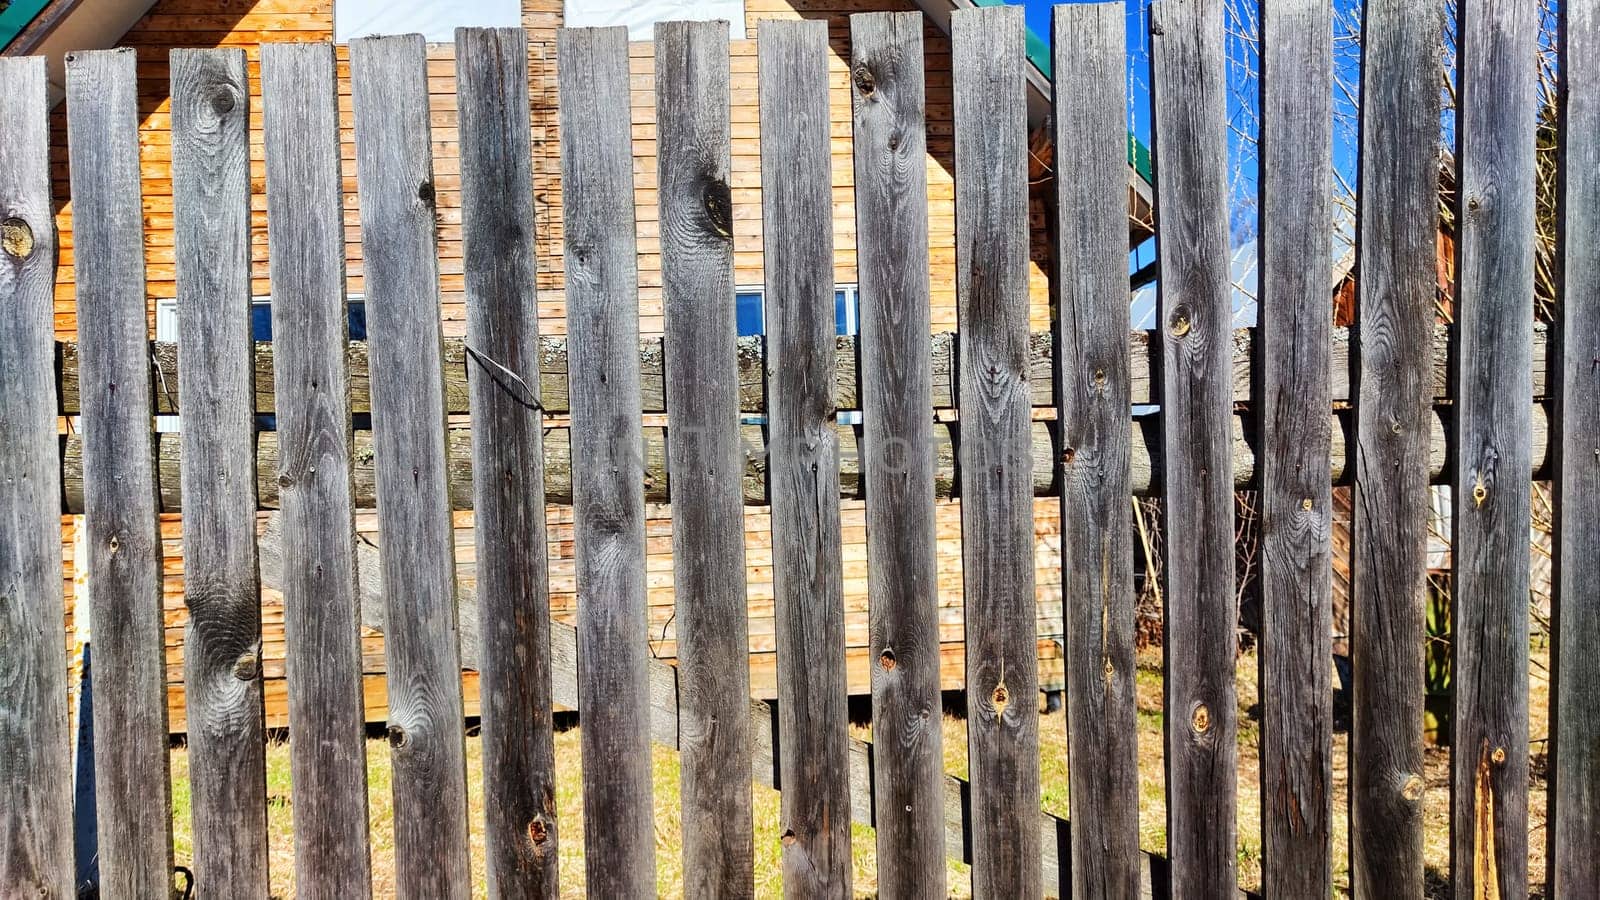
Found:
[167,645,1551,897]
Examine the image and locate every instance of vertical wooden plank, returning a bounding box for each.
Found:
[1551,0,1600,891]
[65,47,175,900]
[0,54,72,898]
[261,42,374,898]
[456,26,560,898]
[1147,1,1237,894]
[557,25,657,897]
[757,19,854,896]
[848,12,946,895]
[655,20,755,897]
[949,6,1039,896]
[1451,2,1536,896]
[170,47,269,894]
[1256,2,1334,895]
[1348,1,1440,894]
[349,33,471,898]
[1051,6,1140,898]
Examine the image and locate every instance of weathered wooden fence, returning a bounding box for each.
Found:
[1,1,1593,897]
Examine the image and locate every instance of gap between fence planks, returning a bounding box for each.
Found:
[1052,5,1141,898]
[1451,3,1537,895]
[757,17,855,896]
[455,26,560,898]
[50,322,1557,416]
[170,45,270,893]
[0,54,73,898]
[1550,0,1600,891]
[1348,2,1441,894]
[1256,0,1334,895]
[558,25,658,897]
[655,19,756,897]
[260,41,374,898]
[850,13,947,893]
[65,47,177,900]
[951,6,1040,896]
[350,33,472,898]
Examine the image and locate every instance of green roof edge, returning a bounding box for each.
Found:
[969,0,1154,184]
[0,0,54,53]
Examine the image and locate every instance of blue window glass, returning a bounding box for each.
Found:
[735,291,764,337]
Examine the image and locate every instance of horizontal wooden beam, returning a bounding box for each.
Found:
[58,403,1551,513]
[54,322,1552,416]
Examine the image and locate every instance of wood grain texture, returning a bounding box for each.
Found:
[1348,3,1441,894]
[950,7,1039,896]
[65,46,176,900]
[349,33,471,898]
[1051,6,1141,897]
[0,54,72,899]
[557,25,657,897]
[848,12,946,895]
[1148,1,1238,894]
[170,47,269,896]
[1255,2,1333,895]
[1450,3,1536,896]
[455,26,559,899]
[1550,0,1600,891]
[757,19,854,896]
[655,20,755,897]
[260,41,374,898]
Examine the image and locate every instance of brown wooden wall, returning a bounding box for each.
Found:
[45,0,1070,730]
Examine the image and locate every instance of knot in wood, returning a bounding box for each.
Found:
[991,682,1009,716]
[1168,306,1192,338]
[1400,773,1424,802]
[702,177,732,238]
[851,64,876,97]
[1491,746,1506,765]
[386,724,409,748]
[878,647,896,671]
[2,218,34,260]
[232,649,259,681]
[528,817,550,845]
[780,829,797,847]
[1190,703,1211,735]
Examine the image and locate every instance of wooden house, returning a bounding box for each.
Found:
[6,0,1153,730]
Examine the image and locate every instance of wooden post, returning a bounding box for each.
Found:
[1451,3,1537,896]
[65,46,176,900]
[1550,0,1600,891]
[758,18,854,896]
[0,53,72,897]
[456,26,560,898]
[557,25,657,897]
[350,33,471,898]
[655,20,755,897]
[170,47,269,894]
[1148,1,1238,893]
[1256,1,1334,895]
[848,12,946,895]
[1051,5,1141,897]
[1348,3,1441,895]
[950,6,1040,896]
[261,41,374,898]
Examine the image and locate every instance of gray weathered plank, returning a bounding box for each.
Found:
[1451,3,1536,896]
[757,18,854,896]
[455,26,560,898]
[1148,1,1238,893]
[0,54,73,898]
[170,47,270,895]
[349,33,471,898]
[52,323,1556,417]
[950,7,1039,896]
[1550,0,1600,891]
[557,25,657,897]
[1052,6,1141,897]
[1256,2,1334,895]
[260,41,374,898]
[848,12,947,894]
[655,20,754,897]
[65,46,176,900]
[1348,3,1441,895]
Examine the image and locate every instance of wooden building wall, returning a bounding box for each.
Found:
[46,0,1069,730]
